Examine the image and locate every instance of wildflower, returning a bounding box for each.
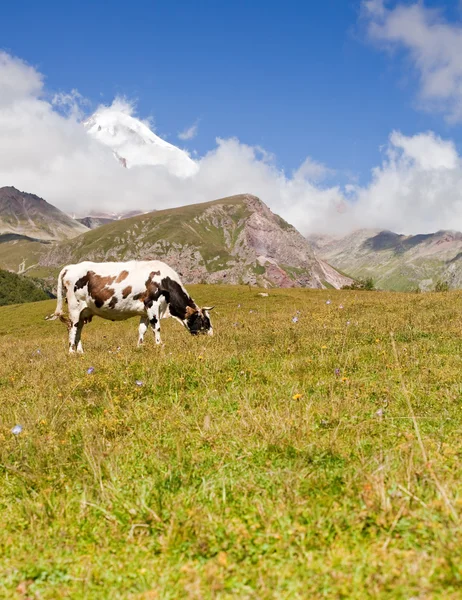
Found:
[11,425,23,435]
[292,316,299,323]
[376,408,384,417]
[237,304,241,308]
[36,349,41,354]
[334,368,340,377]
[292,393,303,400]
[321,345,327,349]
[227,377,233,382]
[135,380,144,387]
[375,339,380,343]
[198,355,204,361]
[339,304,344,309]
[346,320,351,326]
[86,367,95,375]
[326,300,331,305]
[341,377,348,382]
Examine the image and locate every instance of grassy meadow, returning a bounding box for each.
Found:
[2,285,462,598]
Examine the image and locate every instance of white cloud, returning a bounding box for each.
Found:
[362,0,462,122]
[293,157,334,182]
[3,51,462,237]
[178,120,199,140]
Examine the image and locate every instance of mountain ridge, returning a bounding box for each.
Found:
[309,228,462,290]
[0,190,352,289]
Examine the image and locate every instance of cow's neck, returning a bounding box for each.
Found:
[160,277,197,320]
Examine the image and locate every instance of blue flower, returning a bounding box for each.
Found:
[86,367,95,375]
[11,425,23,435]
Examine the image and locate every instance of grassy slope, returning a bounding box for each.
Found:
[2,287,462,598]
[0,239,51,273]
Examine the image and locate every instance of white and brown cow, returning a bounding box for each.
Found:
[47,260,214,353]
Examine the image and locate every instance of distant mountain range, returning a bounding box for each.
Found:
[0,189,351,290]
[0,186,87,241]
[310,229,462,291]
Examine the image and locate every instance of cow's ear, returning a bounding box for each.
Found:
[203,306,215,311]
[186,306,197,317]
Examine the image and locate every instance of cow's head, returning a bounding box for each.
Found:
[185,306,214,336]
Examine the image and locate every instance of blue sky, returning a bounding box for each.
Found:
[2,0,460,185]
[3,0,462,235]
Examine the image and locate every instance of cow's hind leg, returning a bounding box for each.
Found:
[68,310,81,353]
[69,307,90,354]
[138,316,149,347]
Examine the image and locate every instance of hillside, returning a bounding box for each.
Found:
[310,228,462,291]
[0,186,88,241]
[39,194,352,289]
[0,269,53,306]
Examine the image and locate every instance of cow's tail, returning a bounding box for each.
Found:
[45,267,67,322]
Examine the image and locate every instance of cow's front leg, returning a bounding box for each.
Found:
[75,321,84,354]
[138,316,149,346]
[147,304,162,345]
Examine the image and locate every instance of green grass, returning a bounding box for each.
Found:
[2,286,462,598]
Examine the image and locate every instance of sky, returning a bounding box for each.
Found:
[2,0,462,234]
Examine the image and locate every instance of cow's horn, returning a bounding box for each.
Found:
[203,306,215,311]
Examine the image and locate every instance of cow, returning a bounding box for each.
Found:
[46,260,214,353]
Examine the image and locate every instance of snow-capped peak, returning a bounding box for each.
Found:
[84,100,198,178]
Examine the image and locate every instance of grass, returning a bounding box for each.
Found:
[2,286,462,598]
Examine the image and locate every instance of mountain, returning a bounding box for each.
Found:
[84,105,198,178]
[76,216,115,230]
[39,194,351,289]
[309,228,462,291]
[0,186,88,241]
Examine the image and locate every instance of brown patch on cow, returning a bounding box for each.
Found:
[116,270,129,283]
[145,270,160,287]
[133,273,161,307]
[109,296,118,309]
[186,306,198,318]
[75,271,117,308]
[122,285,132,299]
